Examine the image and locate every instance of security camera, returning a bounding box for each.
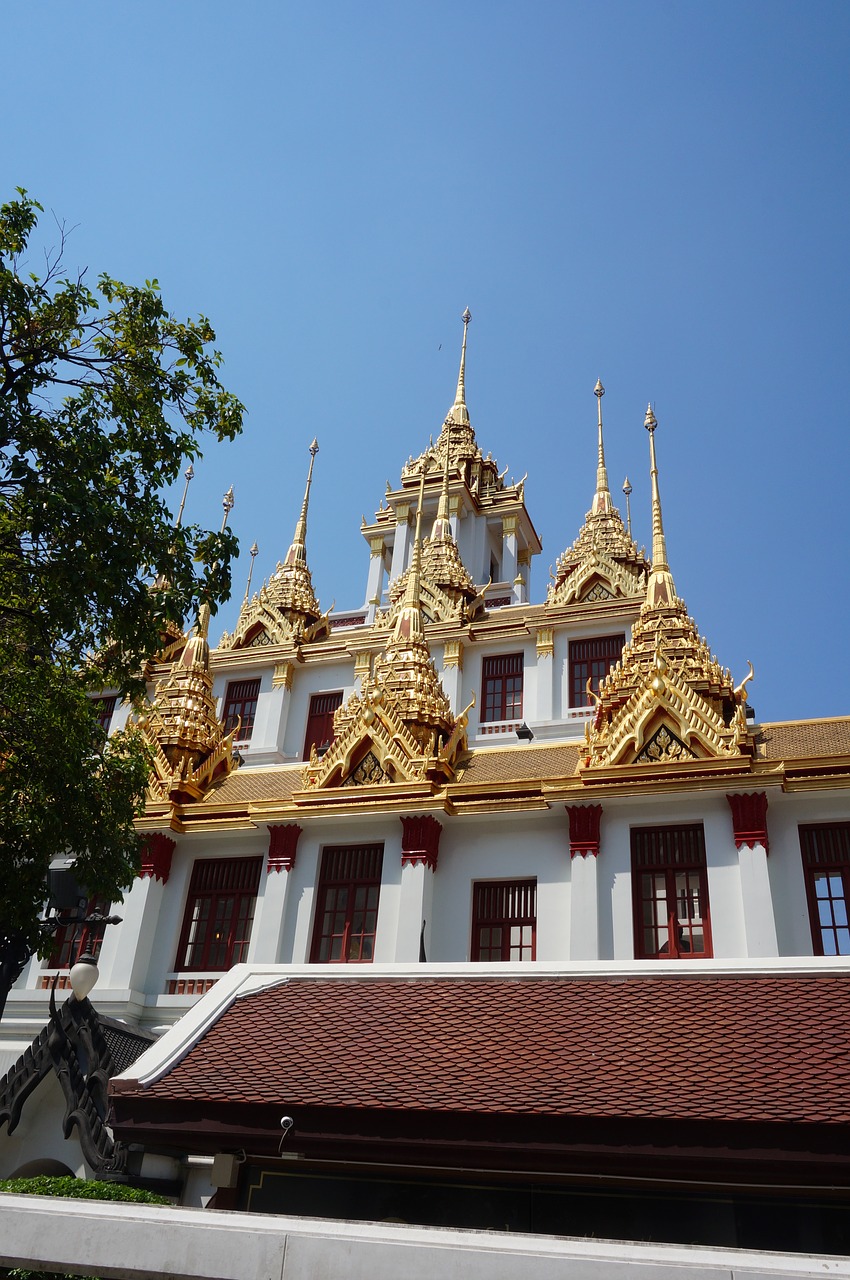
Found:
[280,1116,294,1133]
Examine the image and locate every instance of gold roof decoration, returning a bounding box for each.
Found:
[401,309,512,500]
[385,448,483,625]
[547,381,650,607]
[581,409,752,772]
[139,488,238,803]
[219,440,330,651]
[302,472,469,791]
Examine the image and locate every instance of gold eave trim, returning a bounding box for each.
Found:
[292,781,449,814]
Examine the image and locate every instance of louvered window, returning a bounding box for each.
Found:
[303,691,344,760]
[310,844,383,963]
[481,653,523,723]
[569,634,624,707]
[471,879,537,961]
[222,679,261,741]
[632,825,712,959]
[800,824,850,956]
[175,857,262,971]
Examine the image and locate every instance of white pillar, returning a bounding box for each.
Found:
[737,842,779,957]
[389,504,413,584]
[501,515,518,587]
[364,535,387,620]
[535,629,554,722]
[394,860,435,962]
[569,854,600,960]
[97,838,173,993]
[247,825,302,963]
[566,805,602,961]
[440,641,464,715]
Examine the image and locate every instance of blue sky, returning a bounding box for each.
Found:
[4,1,849,722]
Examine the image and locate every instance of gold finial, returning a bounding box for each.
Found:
[288,439,319,562]
[591,378,612,515]
[622,475,632,536]
[243,541,259,604]
[175,463,194,528]
[444,308,471,428]
[643,404,677,609]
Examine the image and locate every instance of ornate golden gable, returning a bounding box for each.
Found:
[581,406,752,774]
[138,616,236,803]
[219,441,330,651]
[302,473,469,792]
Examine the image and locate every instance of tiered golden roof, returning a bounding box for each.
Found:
[303,473,467,790]
[386,448,482,624]
[401,310,513,500]
[547,382,650,607]
[581,407,751,771]
[219,441,330,651]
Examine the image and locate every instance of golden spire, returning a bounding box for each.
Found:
[591,379,613,516]
[445,307,471,427]
[392,465,426,645]
[243,541,259,604]
[285,438,319,567]
[175,463,194,527]
[430,440,452,541]
[643,405,676,609]
[622,475,632,537]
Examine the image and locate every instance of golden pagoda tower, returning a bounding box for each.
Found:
[547,380,650,606]
[582,409,751,769]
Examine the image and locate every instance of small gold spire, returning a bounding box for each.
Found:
[445,308,471,428]
[591,378,612,515]
[622,475,632,537]
[643,405,677,608]
[287,438,319,567]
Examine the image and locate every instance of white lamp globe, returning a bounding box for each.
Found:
[69,954,99,1001]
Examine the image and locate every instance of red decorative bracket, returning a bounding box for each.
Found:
[566,804,602,858]
[727,792,769,854]
[140,833,176,884]
[268,823,302,873]
[401,815,442,872]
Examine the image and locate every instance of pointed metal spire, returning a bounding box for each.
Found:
[591,379,613,515]
[430,439,452,541]
[394,465,427,642]
[643,405,676,609]
[286,438,319,567]
[445,308,471,427]
[243,541,259,604]
[175,463,194,528]
[622,476,633,537]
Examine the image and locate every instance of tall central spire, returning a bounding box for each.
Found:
[445,307,471,428]
[286,438,319,567]
[643,404,676,609]
[591,379,613,515]
[392,465,426,644]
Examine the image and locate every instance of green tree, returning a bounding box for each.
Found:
[0,191,244,999]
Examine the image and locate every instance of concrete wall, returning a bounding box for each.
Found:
[2,1193,849,1280]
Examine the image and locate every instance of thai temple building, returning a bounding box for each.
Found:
[3,311,850,1274]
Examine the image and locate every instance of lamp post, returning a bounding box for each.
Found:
[0,870,122,1024]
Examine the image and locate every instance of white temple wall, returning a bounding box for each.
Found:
[280,659,356,761]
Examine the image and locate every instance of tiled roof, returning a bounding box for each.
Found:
[119,971,850,1125]
[455,744,580,785]
[755,718,850,761]
[204,765,303,804]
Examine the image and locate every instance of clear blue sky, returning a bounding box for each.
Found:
[4,1,849,723]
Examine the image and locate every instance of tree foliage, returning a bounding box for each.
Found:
[0,191,244,947]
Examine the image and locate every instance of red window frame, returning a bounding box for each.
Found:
[631,825,712,959]
[569,634,625,707]
[175,857,262,972]
[47,898,110,969]
[471,879,537,961]
[310,844,383,963]
[222,679,261,741]
[800,823,850,956]
[481,654,523,723]
[302,691,344,761]
[91,696,117,732]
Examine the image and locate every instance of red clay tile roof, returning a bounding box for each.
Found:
[755,718,850,761]
[118,972,850,1125]
[455,744,581,785]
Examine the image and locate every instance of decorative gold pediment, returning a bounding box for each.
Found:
[547,517,649,608]
[218,586,331,651]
